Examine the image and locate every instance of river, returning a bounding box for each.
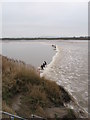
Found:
[42,40,88,114]
[1,39,88,115]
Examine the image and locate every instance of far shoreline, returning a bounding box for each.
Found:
[0,36,89,41]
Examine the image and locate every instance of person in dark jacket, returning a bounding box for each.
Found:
[41,64,44,70]
[43,63,45,67]
[44,61,47,66]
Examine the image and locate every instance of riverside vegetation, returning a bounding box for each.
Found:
[2,55,77,119]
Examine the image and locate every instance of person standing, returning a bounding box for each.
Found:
[44,61,47,66]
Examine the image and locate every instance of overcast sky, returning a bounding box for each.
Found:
[2,2,88,38]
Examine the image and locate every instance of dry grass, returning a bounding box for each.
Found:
[2,101,15,114]
[2,56,73,118]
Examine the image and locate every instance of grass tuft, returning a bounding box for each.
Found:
[2,56,73,118]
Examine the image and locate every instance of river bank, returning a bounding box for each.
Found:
[2,55,79,118]
[1,39,88,118]
[1,54,88,119]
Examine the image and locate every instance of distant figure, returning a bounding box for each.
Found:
[52,44,56,48]
[41,61,47,70]
[43,63,45,67]
[41,65,44,70]
[44,61,47,66]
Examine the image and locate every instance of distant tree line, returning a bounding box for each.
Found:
[0,36,89,40]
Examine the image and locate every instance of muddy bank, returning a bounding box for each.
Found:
[2,55,80,118]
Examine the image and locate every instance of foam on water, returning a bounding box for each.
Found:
[41,40,88,115]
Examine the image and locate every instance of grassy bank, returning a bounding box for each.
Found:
[2,55,76,118]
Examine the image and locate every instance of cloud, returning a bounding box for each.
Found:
[2,2,88,37]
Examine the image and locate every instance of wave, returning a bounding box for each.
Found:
[40,42,88,117]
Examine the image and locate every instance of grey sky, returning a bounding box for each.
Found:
[2,2,88,37]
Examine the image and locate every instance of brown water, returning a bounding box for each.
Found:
[42,40,88,114]
[2,40,56,67]
[1,40,88,115]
